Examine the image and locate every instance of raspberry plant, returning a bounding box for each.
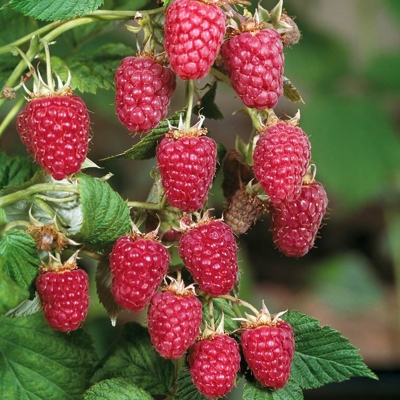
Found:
[0,0,377,399]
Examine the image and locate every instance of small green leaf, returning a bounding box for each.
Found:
[0,269,29,314]
[73,173,131,249]
[51,43,133,94]
[9,0,103,21]
[103,110,183,161]
[5,292,42,318]
[283,76,304,103]
[193,81,224,120]
[282,310,377,390]
[0,312,98,399]
[0,153,39,190]
[0,229,40,289]
[243,379,303,400]
[176,367,208,400]
[84,378,153,400]
[92,322,175,396]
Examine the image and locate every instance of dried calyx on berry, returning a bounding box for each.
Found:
[188,316,241,399]
[238,301,295,390]
[36,251,89,332]
[147,274,202,359]
[156,115,217,213]
[27,208,80,252]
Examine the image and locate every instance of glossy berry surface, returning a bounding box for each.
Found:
[156,135,217,212]
[115,56,176,133]
[253,123,311,204]
[110,235,170,311]
[269,181,328,257]
[221,29,284,110]
[179,220,238,296]
[17,95,90,180]
[241,321,295,389]
[164,0,226,80]
[189,334,241,399]
[147,289,202,359]
[36,268,89,332]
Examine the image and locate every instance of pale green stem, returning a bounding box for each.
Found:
[218,293,259,315]
[210,67,231,86]
[208,298,215,330]
[31,196,65,226]
[34,193,78,203]
[80,249,102,261]
[184,80,195,130]
[127,200,179,212]
[0,97,25,138]
[41,40,54,91]
[0,183,79,208]
[4,220,31,231]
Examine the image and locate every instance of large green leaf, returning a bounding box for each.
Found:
[0,269,29,314]
[0,312,98,399]
[51,43,133,94]
[73,173,131,248]
[282,310,377,390]
[8,0,103,21]
[176,367,208,400]
[0,229,40,289]
[301,96,400,211]
[0,153,38,190]
[84,378,153,400]
[243,379,303,400]
[92,322,175,396]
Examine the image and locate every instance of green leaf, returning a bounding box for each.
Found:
[176,367,208,400]
[193,81,224,120]
[0,229,40,289]
[9,0,103,21]
[92,322,175,396]
[0,153,39,190]
[283,76,304,103]
[0,312,98,399]
[5,292,42,318]
[301,96,400,211]
[243,379,303,400]
[0,269,29,314]
[202,298,240,333]
[51,43,133,94]
[282,310,377,390]
[103,110,183,161]
[73,173,131,249]
[84,378,153,400]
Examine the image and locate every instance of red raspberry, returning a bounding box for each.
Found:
[253,122,311,204]
[179,218,238,296]
[115,56,176,134]
[109,233,170,311]
[269,181,328,257]
[156,127,217,213]
[164,0,226,80]
[36,267,89,332]
[16,95,90,180]
[188,334,241,399]
[147,282,202,359]
[221,28,284,110]
[241,319,295,389]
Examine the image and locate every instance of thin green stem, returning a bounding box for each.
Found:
[0,183,79,208]
[34,193,78,203]
[4,220,31,231]
[0,97,25,138]
[184,80,195,130]
[208,298,215,331]
[127,200,179,212]
[41,40,54,90]
[210,67,231,86]
[80,249,102,261]
[218,294,259,315]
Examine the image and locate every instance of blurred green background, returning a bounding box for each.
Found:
[1,0,400,398]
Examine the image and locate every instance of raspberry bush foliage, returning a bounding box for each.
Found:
[0,0,377,399]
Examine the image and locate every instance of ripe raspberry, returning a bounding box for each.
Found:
[17,95,90,180]
[115,56,176,134]
[253,122,311,204]
[221,28,284,110]
[109,233,170,311]
[147,281,202,359]
[223,186,265,235]
[36,267,89,332]
[156,120,217,213]
[179,218,238,296]
[241,316,295,389]
[269,181,328,257]
[164,0,226,80]
[189,334,241,399]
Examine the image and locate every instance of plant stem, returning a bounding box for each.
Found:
[80,249,102,261]
[184,80,195,130]
[210,67,231,86]
[4,220,31,231]
[0,183,79,208]
[218,294,259,315]
[0,97,25,138]
[127,200,179,212]
[208,298,215,330]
